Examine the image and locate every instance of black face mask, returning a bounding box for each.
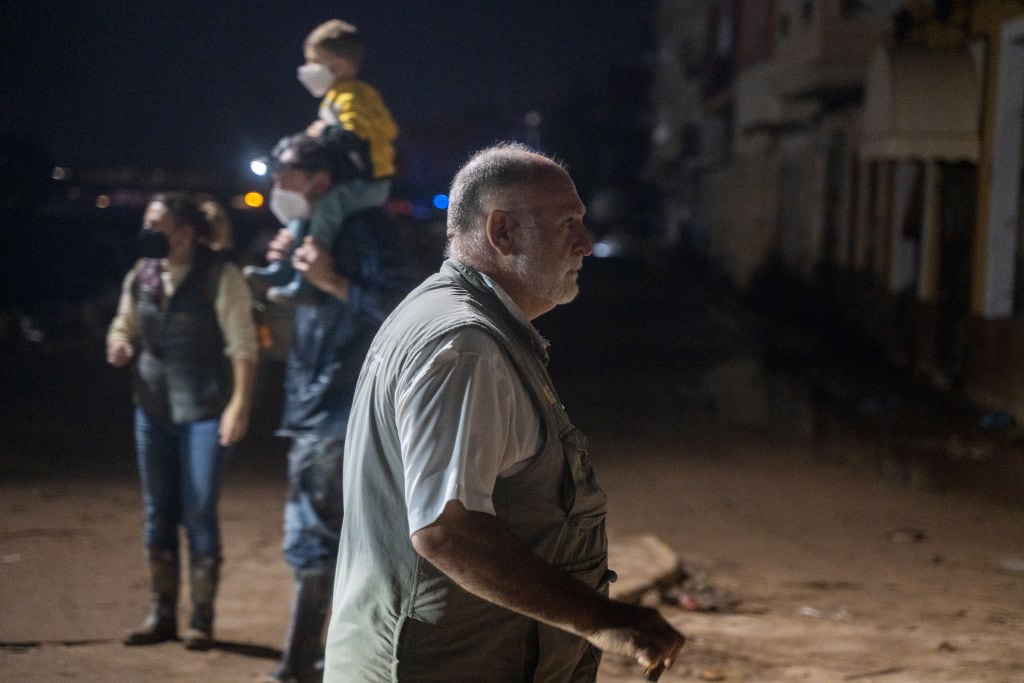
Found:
[137,226,170,259]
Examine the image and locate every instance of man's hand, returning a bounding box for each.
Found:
[584,604,685,677]
[292,237,350,301]
[266,228,294,263]
[106,339,134,367]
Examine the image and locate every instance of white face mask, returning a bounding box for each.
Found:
[270,188,311,225]
[297,63,335,97]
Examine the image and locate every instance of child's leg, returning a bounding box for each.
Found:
[267,271,318,304]
[244,218,306,286]
[360,179,392,208]
[307,179,383,245]
[268,180,385,304]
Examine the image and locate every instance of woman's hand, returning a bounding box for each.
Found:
[219,399,250,446]
[106,339,134,367]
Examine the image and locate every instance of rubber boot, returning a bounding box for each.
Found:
[271,567,333,682]
[124,549,179,646]
[183,556,220,650]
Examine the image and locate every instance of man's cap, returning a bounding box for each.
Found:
[271,129,370,183]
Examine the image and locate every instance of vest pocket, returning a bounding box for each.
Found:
[568,512,604,530]
[558,553,609,591]
[559,425,607,522]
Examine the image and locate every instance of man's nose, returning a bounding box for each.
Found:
[574,223,593,257]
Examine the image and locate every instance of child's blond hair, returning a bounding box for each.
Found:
[304,19,364,67]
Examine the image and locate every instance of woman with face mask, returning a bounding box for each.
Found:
[106,192,258,651]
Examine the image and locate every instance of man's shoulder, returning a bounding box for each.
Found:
[344,205,388,226]
[335,206,397,257]
[405,326,511,389]
[310,200,386,238]
[432,325,504,356]
[382,280,504,353]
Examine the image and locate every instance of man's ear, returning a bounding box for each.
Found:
[485,209,516,256]
[311,170,332,198]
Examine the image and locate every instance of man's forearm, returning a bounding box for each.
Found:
[411,499,685,671]
[318,272,350,301]
[410,500,621,637]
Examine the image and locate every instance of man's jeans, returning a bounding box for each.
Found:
[134,407,225,560]
[283,435,343,571]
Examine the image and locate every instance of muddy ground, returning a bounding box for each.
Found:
[2,256,1023,681]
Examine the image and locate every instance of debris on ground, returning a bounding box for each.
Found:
[886,527,926,544]
[655,563,740,613]
[998,557,1024,575]
[699,666,727,681]
[799,605,850,621]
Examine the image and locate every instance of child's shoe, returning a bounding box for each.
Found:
[267,273,320,305]
[243,260,293,287]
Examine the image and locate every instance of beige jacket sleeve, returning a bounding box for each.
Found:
[107,261,143,346]
[215,262,259,361]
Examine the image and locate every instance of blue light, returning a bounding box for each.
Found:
[432,194,449,210]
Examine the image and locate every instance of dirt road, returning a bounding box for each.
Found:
[3,414,1023,682]
[2,257,1023,681]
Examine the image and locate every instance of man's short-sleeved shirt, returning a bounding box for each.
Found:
[396,277,542,534]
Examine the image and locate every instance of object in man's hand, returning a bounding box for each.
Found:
[643,662,665,681]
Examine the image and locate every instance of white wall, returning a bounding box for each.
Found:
[983,16,1024,318]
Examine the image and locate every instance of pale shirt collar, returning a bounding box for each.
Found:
[477,271,551,351]
[159,259,191,296]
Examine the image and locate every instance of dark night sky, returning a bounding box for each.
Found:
[1,1,655,189]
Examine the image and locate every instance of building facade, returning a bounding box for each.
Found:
[649,0,1024,419]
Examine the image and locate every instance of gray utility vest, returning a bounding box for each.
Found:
[134,252,229,424]
[327,260,609,683]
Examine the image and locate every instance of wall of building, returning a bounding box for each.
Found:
[648,0,1024,419]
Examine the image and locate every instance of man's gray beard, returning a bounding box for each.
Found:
[513,223,580,306]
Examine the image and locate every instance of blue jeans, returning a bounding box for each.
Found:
[134,407,226,561]
[283,435,343,571]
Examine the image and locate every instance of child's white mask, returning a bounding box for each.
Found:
[270,188,311,225]
[297,63,334,97]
